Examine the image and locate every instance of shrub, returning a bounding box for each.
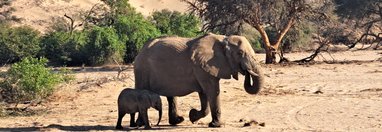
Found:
[40,31,72,65]
[114,14,161,63]
[151,9,201,37]
[85,26,125,65]
[0,26,41,64]
[0,57,63,103]
[40,31,89,66]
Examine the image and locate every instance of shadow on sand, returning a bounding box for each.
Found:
[0,124,206,131]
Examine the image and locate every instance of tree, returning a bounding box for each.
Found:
[0,57,63,103]
[335,0,382,49]
[0,26,41,64]
[151,9,201,37]
[85,0,161,63]
[85,26,125,65]
[184,0,333,64]
[114,15,161,63]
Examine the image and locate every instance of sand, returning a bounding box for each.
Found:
[1,50,381,131]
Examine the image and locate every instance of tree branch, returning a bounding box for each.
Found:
[273,17,296,50]
[64,13,75,34]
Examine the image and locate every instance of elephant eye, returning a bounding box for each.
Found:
[238,50,244,56]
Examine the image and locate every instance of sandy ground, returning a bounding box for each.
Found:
[129,0,188,16]
[0,50,381,131]
[5,0,382,131]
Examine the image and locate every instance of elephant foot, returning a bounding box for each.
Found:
[144,125,152,130]
[208,121,221,128]
[136,119,144,127]
[189,109,201,123]
[130,122,137,127]
[115,125,123,130]
[169,116,184,125]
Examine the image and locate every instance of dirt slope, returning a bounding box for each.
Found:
[1,50,381,131]
[9,0,187,33]
[129,0,188,16]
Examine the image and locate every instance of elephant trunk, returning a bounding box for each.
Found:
[244,68,263,94]
[157,107,162,126]
[153,99,162,126]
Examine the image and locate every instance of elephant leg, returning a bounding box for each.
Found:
[189,92,210,123]
[129,113,137,127]
[167,96,185,125]
[207,92,222,127]
[116,111,125,130]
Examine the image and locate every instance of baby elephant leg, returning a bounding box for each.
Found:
[136,113,144,127]
[140,109,151,129]
[116,111,125,130]
[129,113,137,127]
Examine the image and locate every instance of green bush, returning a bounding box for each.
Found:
[0,57,63,103]
[40,31,72,65]
[114,14,161,63]
[85,26,125,65]
[0,26,41,64]
[151,9,201,37]
[40,27,125,66]
[40,31,89,66]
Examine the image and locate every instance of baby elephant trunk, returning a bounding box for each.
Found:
[157,108,162,126]
[154,102,162,126]
[153,98,162,126]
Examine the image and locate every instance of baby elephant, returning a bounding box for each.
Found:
[116,88,162,130]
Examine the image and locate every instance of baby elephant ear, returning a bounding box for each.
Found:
[190,33,232,79]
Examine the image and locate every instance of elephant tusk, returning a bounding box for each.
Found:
[247,70,259,77]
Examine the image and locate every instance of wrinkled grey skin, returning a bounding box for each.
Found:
[134,33,263,127]
[115,88,162,130]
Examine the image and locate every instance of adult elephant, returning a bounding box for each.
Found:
[134,33,263,127]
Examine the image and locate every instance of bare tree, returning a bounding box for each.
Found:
[183,0,333,64]
[335,0,382,49]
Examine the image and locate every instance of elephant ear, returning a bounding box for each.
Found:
[190,34,232,79]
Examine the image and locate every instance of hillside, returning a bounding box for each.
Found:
[8,0,187,33]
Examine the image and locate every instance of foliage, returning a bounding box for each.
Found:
[83,0,136,27]
[151,9,201,37]
[40,31,72,65]
[282,22,316,52]
[40,27,125,66]
[185,0,334,63]
[0,57,63,103]
[85,26,125,65]
[73,0,161,63]
[240,22,316,53]
[0,25,41,64]
[334,0,377,19]
[114,14,161,63]
[40,31,89,66]
[334,0,382,49]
